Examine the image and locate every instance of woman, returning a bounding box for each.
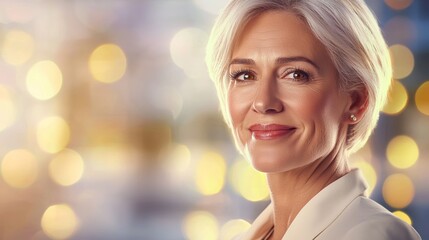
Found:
[206,0,421,239]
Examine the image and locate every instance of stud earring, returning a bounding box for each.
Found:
[350,114,357,122]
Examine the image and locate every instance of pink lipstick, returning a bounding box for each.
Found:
[248,124,296,140]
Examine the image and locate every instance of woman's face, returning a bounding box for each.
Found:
[228,11,352,173]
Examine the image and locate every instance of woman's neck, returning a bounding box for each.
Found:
[266,148,350,240]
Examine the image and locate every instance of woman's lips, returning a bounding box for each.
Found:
[248,124,296,140]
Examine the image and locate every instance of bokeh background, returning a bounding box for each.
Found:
[0,0,428,239]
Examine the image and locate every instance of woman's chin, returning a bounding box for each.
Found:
[248,156,293,173]
[243,145,295,173]
[251,162,281,173]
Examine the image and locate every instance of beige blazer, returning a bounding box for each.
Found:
[237,170,421,240]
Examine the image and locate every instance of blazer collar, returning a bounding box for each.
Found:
[282,169,367,239]
[240,169,368,240]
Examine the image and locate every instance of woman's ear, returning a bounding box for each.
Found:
[346,86,368,124]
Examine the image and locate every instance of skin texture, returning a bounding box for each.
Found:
[227,11,366,239]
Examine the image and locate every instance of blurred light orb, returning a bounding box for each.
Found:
[415,81,429,116]
[1,149,38,189]
[37,116,70,153]
[195,151,226,195]
[385,0,413,10]
[0,85,16,132]
[389,44,414,79]
[229,158,270,202]
[192,0,230,15]
[41,204,79,240]
[382,80,408,115]
[89,43,127,83]
[183,211,219,240]
[170,28,208,78]
[26,60,63,100]
[386,135,419,169]
[392,211,412,225]
[382,173,414,209]
[49,149,84,186]
[350,159,377,196]
[164,144,191,174]
[87,145,130,173]
[220,219,251,240]
[1,30,34,65]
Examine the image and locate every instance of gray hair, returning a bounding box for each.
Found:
[206,0,391,154]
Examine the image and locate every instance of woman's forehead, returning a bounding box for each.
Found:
[232,11,329,65]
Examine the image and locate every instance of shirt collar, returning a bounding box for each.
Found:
[240,169,368,240]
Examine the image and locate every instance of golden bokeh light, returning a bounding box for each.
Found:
[1,149,38,189]
[386,135,419,169]
[163,144,191,174]
[220,219,251,240]
[1,30,34,65]
[382,80,408,115]
[384,0,413,10]
[37,116,70,153]
[195,151,226,195]
[350,159,377,196]
[415,81,429,116]
[49,149,84,186]
[229,158,270,202]
[26,60,63,100]
[89,43,127,83]
[392,211,412,225]
[170,28,208,78]
[389,44,414,79]
[0,85,16,132]
[183,211,219,240]
[41,204,79,240]
[382,174,414,209]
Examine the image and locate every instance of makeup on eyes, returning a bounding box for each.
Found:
[229,66,313,83]
[228,56,319,84]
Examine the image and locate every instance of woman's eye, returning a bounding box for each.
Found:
[285,70,310,81]
[231,71,256,81]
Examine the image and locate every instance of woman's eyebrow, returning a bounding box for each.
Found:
[275,56,320,70]
[229,56,320,70]
[229,58,255,65]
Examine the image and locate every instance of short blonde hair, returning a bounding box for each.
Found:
[206,0,392,154]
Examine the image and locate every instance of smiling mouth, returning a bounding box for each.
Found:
[248,124,296,140]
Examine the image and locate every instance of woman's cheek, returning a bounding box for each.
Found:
[279,91,317,120]
[227,88,252,125]
[228,88,253,142]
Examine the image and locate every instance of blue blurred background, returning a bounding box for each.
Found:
[0,0,427,239]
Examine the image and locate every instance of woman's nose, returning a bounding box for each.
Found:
[252,80,284,114]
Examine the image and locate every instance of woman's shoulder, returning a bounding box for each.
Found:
[319,196,421,240]
[341,214,421,240]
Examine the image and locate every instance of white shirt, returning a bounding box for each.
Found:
[237,169,421,240]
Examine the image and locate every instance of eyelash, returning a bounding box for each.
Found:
[229,67,312,82]
[229,68,256,81]
[281,68,312,82]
